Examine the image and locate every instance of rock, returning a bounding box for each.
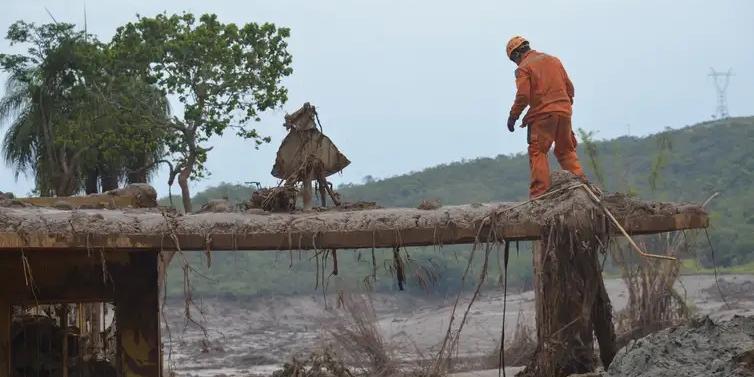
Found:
[53,201,75,210]
[196,199,233,213]
[79,203,107,210]
[0,199,27,208]
[105,184,158,208]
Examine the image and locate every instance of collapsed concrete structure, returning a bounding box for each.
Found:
[0,174,708,376]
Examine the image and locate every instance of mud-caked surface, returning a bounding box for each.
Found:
[605,316,754,377]
[0,173,704,239]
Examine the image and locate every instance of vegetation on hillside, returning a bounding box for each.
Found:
[165,117,754,298]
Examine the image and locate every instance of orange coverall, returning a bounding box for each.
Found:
[509,50,585,198]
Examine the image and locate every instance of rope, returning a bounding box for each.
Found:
[490,181,676,261]
[704,228,731,309]
[577,183,676,261]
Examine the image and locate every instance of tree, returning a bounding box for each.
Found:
[0,22,89,195]
[0,21,169,195]
[110,13,293,212]
[73,75,171,193]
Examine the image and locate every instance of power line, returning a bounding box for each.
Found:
[708,68,733,119]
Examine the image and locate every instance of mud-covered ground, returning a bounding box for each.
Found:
[164,274,754,377]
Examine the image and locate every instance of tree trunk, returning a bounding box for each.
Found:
[100,170,119,192]
[55,173,79,197]
[85,169,99,194]
[127,170,148,184]
[593,278,617,368]
[178,167,192,214]
[126,153,150,184]
[520,217,616,377]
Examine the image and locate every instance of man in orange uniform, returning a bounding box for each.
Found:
[506,36,586,198]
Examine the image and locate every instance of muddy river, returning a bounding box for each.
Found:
[163,274,754,377]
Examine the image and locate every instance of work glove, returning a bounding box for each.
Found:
[507,117,516,133]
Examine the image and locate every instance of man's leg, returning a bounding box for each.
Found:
[553,115,586,179]
[528,116,556,198]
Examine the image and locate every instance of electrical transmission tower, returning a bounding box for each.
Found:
[709,68,733,119]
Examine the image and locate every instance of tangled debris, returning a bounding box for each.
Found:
[272,348,356,377]
[604,315,754,377]
[246,186,297,212]
[417,199,441,210]
[517,172,617,377]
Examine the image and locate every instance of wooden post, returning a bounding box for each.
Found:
[521,219,616,377]
[113,250,161,377]
[91,303,102,354]
[0,294,9,377]
[61,304,69,377]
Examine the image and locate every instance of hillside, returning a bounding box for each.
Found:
[164,117,754,297]
[337,116,754,265]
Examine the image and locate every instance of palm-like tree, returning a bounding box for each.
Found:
[1,21,170,196]
[0,65,82,196]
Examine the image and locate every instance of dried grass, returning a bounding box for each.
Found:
[274,292,446,377]
[613,231,691,348]
[497,309,537,367]
[328,293,397,377]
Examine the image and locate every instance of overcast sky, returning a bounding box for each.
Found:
[1,0,753,197]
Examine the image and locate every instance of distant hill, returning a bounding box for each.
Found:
[163,117,754,297]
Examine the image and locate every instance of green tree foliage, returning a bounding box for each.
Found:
[110,13,293,212]
[0,21,169,195]
[577,128,606,187]
[165,118,754,298]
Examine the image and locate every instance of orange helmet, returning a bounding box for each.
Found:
[506,36,528,59]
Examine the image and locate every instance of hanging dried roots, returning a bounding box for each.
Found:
[393,247,406,291]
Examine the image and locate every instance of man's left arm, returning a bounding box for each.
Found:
[508,67,530,131]
[560,60,575,104]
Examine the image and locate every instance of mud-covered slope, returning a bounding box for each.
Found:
[605,316,754,377]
